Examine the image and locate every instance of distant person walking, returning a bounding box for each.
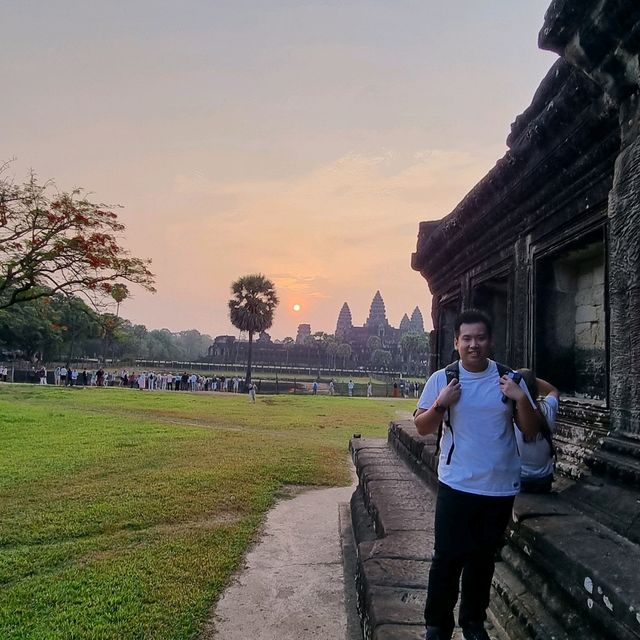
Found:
[367,381,373,398]
[329,379,335,396]
[348,380,354,397]
[312,380,318,395]
[248,381,256,403]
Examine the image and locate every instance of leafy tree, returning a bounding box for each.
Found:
[282,336,294,366]
[55,296,100,363]
[0,298,61,361]
[371,348,392,370]
[324,335,340,369]
[0,293,101,362]
[228,274,279,384]
[337,342,352,369]
[367,335,382,355]
[309,331,329,366]
[176,329,212,361]
[0,170,156,310]
[400,331,429,371]
[144,329,180,361]
[98,313,120,361]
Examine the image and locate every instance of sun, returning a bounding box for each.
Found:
[292,303,301,312]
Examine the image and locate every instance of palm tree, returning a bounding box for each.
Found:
[111,284,129,318]
[228,274,279,385]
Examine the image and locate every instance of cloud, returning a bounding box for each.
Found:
[120,148,497,337]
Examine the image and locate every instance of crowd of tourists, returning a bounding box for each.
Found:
[2,364,423,399]
[21,366,247,393]
[121,370,245,392]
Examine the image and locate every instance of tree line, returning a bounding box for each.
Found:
[0,293,213,364]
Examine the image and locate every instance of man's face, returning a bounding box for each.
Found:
[454,322,491,370]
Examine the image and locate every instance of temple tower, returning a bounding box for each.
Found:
[410,306,425,333]
[399,313,411,335]
[365,291,388,329]
[335,303,353,340]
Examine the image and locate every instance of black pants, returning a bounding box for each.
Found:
[424,482,514,633]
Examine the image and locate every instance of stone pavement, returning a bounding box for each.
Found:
[200,481,361,640]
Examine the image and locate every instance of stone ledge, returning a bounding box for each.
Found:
[350,436,433,639]
[509,496,640,640]
[349,435,501,640]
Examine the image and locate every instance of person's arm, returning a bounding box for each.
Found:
[536,377,559,399]
[500,375,542,441]
[414,378,461,436]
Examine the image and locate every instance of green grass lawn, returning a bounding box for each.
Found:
[0,384,415,640]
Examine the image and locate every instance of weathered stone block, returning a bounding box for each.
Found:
[575,304,598,323]
[574,321,593,346]
[574,288,591,305]
[361,558,430,590]
[577,269,593,290]
[358,532,432,562]
[365,585,426,627]
[593,262,605,285]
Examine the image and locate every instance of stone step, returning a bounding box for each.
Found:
[587,446,640,484]
[509,491,640,640]
[386,419,640,640]
[600,432,640,459]
[350,435,503,640]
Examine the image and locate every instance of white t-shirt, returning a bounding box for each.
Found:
[515,395,558,480]
[417,360,535,497]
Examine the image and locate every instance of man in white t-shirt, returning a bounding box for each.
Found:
[414,309,541,640]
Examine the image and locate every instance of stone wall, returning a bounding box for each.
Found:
[574,254,606,398]
[536,240,606,399]
[411,0,640,520]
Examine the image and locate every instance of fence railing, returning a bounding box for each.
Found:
[5,368,424,398]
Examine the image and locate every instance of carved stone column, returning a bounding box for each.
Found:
[608,94,640,435]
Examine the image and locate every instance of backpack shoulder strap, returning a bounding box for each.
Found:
[495,362,513,377]
[444,360,460,385]
[437,361,460,461]
[495,362,521,405]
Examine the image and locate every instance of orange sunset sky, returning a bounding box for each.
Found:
[2,1,556,339]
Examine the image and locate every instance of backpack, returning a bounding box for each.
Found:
[436,360,521,465]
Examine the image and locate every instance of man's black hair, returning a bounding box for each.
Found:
[454,308,493,338]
